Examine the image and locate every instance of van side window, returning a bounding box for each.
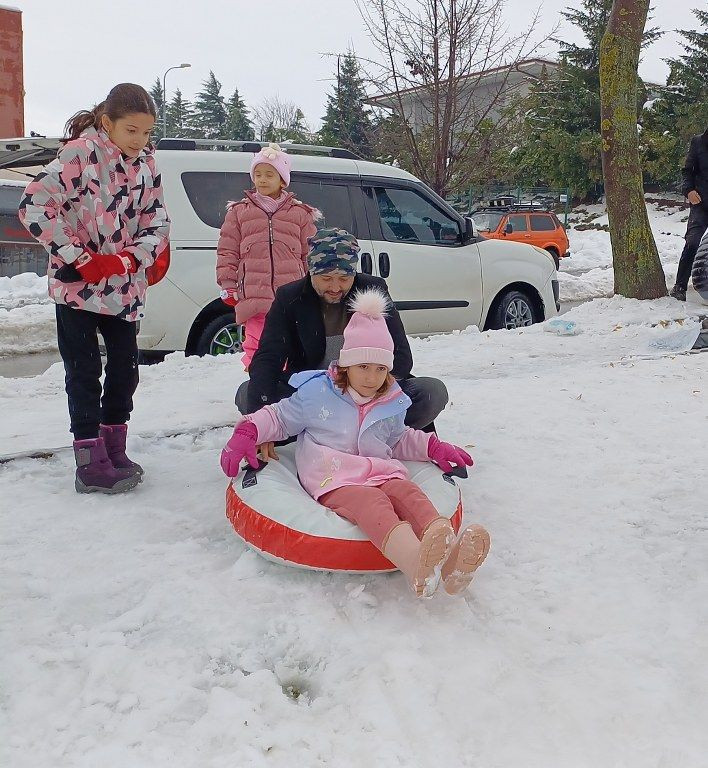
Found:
[507,214,528,232]
[288,179,355,234]
[181,172,357,233]
[182,172,251,229]
[374,187,461,246]
[530,214,556,231]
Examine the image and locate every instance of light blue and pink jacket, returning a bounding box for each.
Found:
[245,369,432,500]
[18,127,170,321]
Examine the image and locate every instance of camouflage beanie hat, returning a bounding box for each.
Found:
[307,228,360,275]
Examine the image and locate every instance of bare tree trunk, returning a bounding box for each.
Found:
[600,0,666,299]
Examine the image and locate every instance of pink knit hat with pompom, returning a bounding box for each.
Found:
[250,142,291,187]
[338,289,394,370]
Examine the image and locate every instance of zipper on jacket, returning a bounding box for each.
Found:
[268,215,275,293]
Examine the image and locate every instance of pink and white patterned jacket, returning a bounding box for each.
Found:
[18,127,170,321]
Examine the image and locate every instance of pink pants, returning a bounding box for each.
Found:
[319,479,440,549]
[241,312,266,370]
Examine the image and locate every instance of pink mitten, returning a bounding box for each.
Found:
[220,421,259,476]
[427,434,473,474]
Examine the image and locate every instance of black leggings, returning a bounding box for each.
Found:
[55,304,139,440]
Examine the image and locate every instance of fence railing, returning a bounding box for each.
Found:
[446,186,572,226]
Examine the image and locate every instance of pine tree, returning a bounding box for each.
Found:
[663,8,708,138]
[513,0,662,199]
[166,89,192,138]
[640,7,707,186]
[189,71,228,139]
[285,108,311,143]
[225,88,255,141]
[149,78,165,142]
[319,52,374,158]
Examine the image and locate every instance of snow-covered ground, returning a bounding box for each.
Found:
[0,199,697,358]
[557,198,689,301]
[2,297,707,767]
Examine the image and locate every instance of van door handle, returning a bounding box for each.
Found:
[361,252,373,274]
[379,252,390,278]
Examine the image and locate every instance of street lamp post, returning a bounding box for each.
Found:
[162,63,191,139]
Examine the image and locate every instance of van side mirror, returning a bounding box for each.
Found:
[505,221,514,235]
[464,217,478,242]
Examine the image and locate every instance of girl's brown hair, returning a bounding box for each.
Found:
[63,83,157,143]
[333,366,394,399]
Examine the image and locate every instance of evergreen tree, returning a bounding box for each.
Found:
[189,71,228,139]
[166,89,192,138]
[512,0,662,199]
[662,8,708,139]
[641,8,707,186]
[149,77,165,142]
[225,88,255,141]
[319,52,374,158]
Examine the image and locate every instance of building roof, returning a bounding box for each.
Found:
[364,57,559,107]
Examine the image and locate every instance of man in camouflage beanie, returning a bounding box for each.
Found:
[235,228,449,456]
[307,228,360,275]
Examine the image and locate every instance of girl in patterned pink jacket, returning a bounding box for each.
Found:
[19,83,170,495]
[216,143,319,369]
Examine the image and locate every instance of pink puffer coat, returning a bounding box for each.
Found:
[216,190,320,323]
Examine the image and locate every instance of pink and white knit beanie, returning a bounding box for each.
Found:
[338,289,394,370]
[249,142,291,187]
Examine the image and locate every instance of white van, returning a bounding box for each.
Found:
[1,138,559,357]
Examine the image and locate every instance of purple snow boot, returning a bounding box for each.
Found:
[73,437,140,494]
[99,423,144,480]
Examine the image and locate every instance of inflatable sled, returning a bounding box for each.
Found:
[225,444,465,573]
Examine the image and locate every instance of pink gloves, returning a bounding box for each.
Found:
[220,421,259,476]
[427,434,473,474]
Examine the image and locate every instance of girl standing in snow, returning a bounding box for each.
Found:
[216,143,320,369]
[19,83,170,494]
[220,288,490,597]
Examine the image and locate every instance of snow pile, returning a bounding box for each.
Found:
[1,297,708,767]
[0,272,49,310]
[558,199,689,302]
[0,303,57,356]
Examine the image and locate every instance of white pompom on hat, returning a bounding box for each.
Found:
[338,288,395,370]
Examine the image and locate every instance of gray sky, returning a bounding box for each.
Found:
[15,0,698,137]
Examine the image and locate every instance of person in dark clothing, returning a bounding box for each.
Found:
[670,129,708,301]
[235,228,449,461]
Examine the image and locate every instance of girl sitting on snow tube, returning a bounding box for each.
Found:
[220,288,490,597]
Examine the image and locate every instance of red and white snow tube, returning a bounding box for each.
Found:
[225,444,464,572]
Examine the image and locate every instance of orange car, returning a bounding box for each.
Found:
[471,205,570,268]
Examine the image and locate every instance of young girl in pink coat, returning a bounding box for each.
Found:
[216,143,320,368]
[221,289,490,597]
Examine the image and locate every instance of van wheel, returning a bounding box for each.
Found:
[546,247,560,270]
[195,314,245,356]
[488,289,538,330]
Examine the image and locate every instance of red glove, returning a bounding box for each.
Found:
[74,252,105,283]
[220,421,259,476]
[97,251,138,279]
[75,250,138,282]
[427,434,473,474]
[220,289,237,307]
